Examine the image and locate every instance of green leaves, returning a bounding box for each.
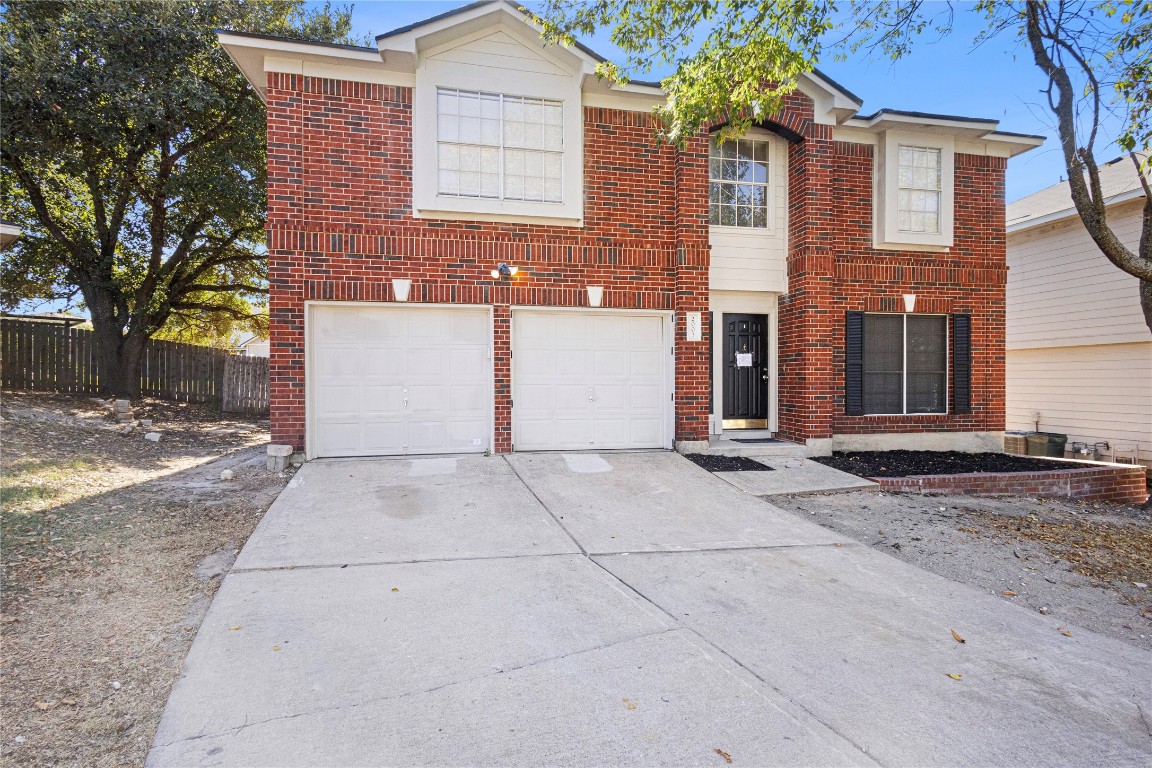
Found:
[0,1,352,388]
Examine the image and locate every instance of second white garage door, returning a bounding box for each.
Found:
[512,310,672,451]
[309,304,491,458]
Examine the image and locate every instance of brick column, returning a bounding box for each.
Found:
[777,124,837,449]
[673,133,712,447]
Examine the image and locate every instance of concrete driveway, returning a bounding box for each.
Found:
[149,453,1152,767]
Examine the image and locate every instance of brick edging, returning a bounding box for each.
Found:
[872,464,1149,504]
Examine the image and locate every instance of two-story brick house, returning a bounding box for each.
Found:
[218,0,1042,459]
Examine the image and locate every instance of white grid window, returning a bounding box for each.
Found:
[897,145,942,233]
[709,138,770,228]
[436,88,563,203]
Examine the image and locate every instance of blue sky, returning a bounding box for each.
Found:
[328,0,1133,201]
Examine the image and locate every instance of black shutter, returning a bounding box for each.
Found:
[708,311,714,413]
[952,314,972,414]
[845,311,865,416]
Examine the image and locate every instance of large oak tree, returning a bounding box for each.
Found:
[1,0,357,396]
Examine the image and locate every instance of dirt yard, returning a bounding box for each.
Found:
[770,490,1152,651]
[1,391,290,767]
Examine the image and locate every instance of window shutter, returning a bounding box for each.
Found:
[845,311,865,416]
[952,314,972,414]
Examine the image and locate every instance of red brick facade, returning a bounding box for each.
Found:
[264,72,1009,454]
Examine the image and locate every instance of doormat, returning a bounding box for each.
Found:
[730,438,783,444]
[684,454,775,472]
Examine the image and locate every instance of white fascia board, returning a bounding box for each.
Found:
[1006,188,1146,233]
[218,32,398,102]
[982,131,1046,158]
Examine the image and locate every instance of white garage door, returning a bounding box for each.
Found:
[512,311,671,451]
[309,304,491,458]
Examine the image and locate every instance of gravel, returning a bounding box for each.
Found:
[684,454,775,472]
[813,449,1091,477]
[770,490,1152,651]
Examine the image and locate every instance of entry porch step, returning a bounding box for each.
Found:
[701,431,808,458]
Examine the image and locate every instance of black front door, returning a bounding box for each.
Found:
[722,314,769,429]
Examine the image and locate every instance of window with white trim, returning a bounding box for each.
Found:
[897,145,942,234]
[863,313,948,414]
[709,138,770,228]
[436,88,563,203]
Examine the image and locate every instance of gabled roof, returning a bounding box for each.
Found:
[1007,153,1150,232]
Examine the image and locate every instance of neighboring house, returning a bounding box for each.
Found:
[233,332,270,358]
[218,0,1041,459]
[1005,155,1151,468]
[0,220,21,250]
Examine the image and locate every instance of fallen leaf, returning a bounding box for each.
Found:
[715,748,732,764]
[947,673,962,680]
[834,543,842,548]
[61,699,76,706]
[391,587,399,593]
[1001,590,1017,597]
[228,626,242,631]
[34,702,54,711]
[1061,631,1073,637]
[950,629,966,644]
[1057,625,1066,630]
[273,645,281,651]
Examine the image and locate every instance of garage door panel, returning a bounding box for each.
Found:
[450,384,487,412]
[407,386,449,412]
[314,310,361,340]
[407,348,446,377]
[316,421,366,456]
[448,420,487,450]
[362,385,405,415]
[361,349,404,379]
[449,348,486,377]
[309,305,490,457]
[517,348,555,377]
[630,350,662,376]
[315,346,361,378]
[594,350,626,376]
[315,385,360,415]
[362,421,406,453]
[406,421,447,452]
[361,311,406,339]
[512,311,669,451]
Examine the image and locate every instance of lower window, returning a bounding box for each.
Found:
[863,314,947,414]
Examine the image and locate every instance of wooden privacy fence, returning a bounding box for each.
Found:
[222,355,270,414]
[1,319,269,413]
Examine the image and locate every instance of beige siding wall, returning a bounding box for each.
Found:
[1006,200,1148,349]
[1006,343,1152,466]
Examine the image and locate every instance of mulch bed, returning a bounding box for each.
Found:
[814,450,1089,478]
[684,454,774,472]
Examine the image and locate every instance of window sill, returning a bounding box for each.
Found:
[872,240,952,253]
[414,207,583,228]
[709,225,778,237]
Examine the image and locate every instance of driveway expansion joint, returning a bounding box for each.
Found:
[228,549,579,574]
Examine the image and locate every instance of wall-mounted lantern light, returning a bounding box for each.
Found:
[490,263,518,279]
[587,286,604,308]
[392,278,412,302]
[903,293,917,313]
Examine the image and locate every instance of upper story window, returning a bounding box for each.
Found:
[897,146,942,234]
[874,132,954,250]
[436,88,563,203]
[709,138,770,228]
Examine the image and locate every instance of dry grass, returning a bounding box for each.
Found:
[1,391,290,766]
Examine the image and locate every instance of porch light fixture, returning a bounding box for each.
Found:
[490,263,518,280]
[392,278,412,302]
[903,293,917,313]
[586,285,604,308]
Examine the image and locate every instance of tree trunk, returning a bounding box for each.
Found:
[83,284,145,399]
[1141,280,1152,333]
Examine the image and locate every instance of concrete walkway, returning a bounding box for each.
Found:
[149,453,1152,767]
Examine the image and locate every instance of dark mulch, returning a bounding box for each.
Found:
[684,454,774,472]
[813,450,1091,478]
